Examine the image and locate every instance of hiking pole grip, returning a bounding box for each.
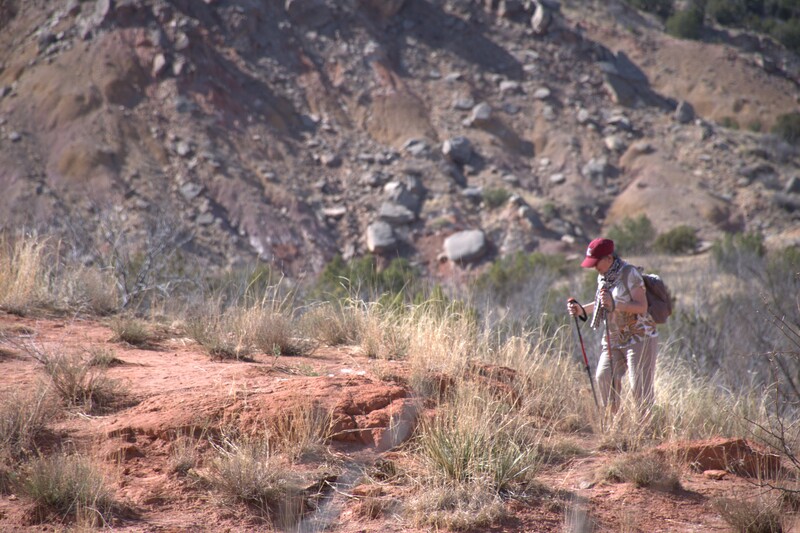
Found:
[567,298,587,322]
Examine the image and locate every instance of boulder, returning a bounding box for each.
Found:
[466,102,492,127]
[367,221,397,253]
[378,202,415,225]
[442,136,473,165]
[675,100,695,124]
[531,1,552,35]
[444,230,488,263]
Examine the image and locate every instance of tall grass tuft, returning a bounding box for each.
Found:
[714,495,784,533]
[0,235,50,315]
[269,403,332,463]
[0,386,58,461]
[20,454,116,527]
[206,431,304,526]
[34,349,124,413]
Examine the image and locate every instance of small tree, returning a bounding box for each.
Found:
[666,5,705,39]
[772,111,800,145]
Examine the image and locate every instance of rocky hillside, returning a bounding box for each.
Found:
[0,0,798,277]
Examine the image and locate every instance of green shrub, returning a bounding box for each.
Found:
[747,119,763,132]
[624,0,674,19]
[707,0,747,24]
[772,111,800,145]
[666,5,705,39]
[711,232,766,274]
[316,256,419,299]
[474,252,567,302]
[720,116,740,130]
[654,225,698,255]
[482,187,512,209]
[773,17,800,54]
[21,454,115,525]
[607,214,656,255]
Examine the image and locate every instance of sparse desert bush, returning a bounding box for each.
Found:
[600,451,681,490]
[714,495,784,533]
[37,350,123,413]
[654,225,698,255]
[482,187,512,209]
[720,116,741,129]
[188,300,307,359]
[405,481,506,531]
[269,403,332,462]
[67,266,119,315]
[206,431,304,524]
[607,214,656,255]
[299,301,361,346]
[0,386,57,460]
[711,231,765,275]
[86,346,121,367]
[110,316,153,347]
[20,454,116,526]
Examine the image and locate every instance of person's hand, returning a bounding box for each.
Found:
[600,288,615,312]
[567,299,582,317]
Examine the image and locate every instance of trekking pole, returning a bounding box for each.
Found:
[568,298,599,409]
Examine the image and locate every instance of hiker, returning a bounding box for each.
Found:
[567,238,659,413]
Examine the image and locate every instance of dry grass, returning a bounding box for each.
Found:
[714,495,785,533]
[268,403,333,463]
[205,430,305,526]
[188,301,309,360]
[599,451,682,491]
[0,386,58,461]
[299,300,361,346]
[405,481,507,531]
[0,235,50,315]
[110,316,153,347]
[19,454,116,527]
[35,349,125,413]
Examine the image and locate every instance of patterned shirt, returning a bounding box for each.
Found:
[600,264,658,349]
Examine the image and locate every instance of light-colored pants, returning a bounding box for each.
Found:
[596,336,658,412]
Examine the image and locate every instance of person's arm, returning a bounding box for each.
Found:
[616,284,648,315]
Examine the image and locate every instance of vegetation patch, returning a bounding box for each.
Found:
[599,451,682,491]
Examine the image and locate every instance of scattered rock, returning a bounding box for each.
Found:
[320,153,342,168]
[533,87,551,100]
[8,131,21,142]
[785,176,800,194]
[531,1,553,35]
[703,470,727,480]
[577,108,591,124]
[152,53,168,77]
[366,221,397,253]
[180,182,203,201]
[499,80,522,94]
[466,102,492,127]
[604,135,626,152]
[378,202,415,224]
[443,229,488,263]
[675,100,695,124]
[322,206,347,219]
[631,141,654,155]
[549,173,566,185]
[773,192,800,211]
[442,136,473,165]
[453,95,475,110]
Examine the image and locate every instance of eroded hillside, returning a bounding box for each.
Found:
[0,0,798,277]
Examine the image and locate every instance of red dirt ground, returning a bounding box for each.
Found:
[0,311,794,532]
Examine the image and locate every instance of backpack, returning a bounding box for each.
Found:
[622,265,673,324]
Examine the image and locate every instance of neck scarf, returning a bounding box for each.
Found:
[590,257,624,330]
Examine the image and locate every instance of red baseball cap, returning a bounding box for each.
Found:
[581,238,614,268]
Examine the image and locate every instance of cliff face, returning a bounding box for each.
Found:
[0,0,797,276]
